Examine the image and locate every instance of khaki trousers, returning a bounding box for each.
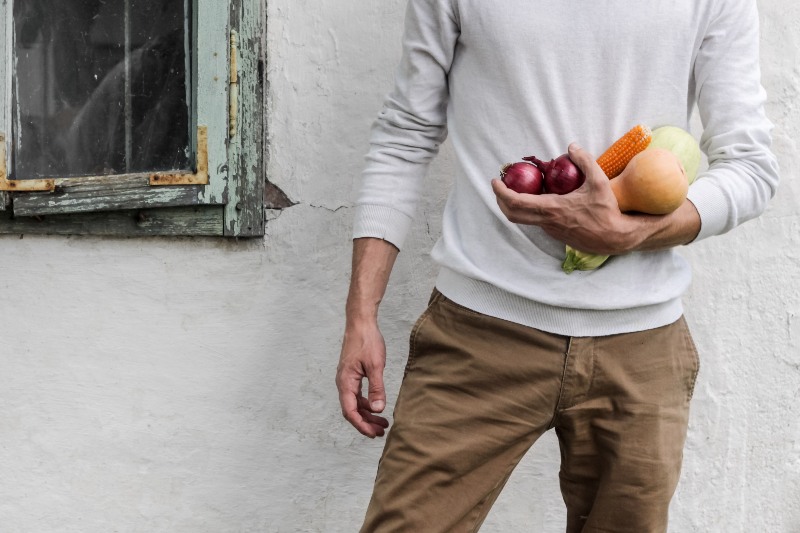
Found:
[361,290,700,533]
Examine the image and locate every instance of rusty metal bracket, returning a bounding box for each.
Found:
[149,125,210,186]
[0,134,57,192]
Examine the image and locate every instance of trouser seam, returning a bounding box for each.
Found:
[682,319,701,403]
[403,295,439,378]
[548,336,572,429]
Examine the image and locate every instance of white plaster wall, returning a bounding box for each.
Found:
[1,1,798,531]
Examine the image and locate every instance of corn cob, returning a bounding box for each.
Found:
[596,123,653,179]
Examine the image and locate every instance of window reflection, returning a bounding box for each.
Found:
[12,0,191,179]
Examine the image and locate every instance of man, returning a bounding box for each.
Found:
[336,0,779,531]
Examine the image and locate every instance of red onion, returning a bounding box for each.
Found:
[523,154,585,195]
[500,162,544,195]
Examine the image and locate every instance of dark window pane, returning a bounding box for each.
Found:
[12,0,191,179]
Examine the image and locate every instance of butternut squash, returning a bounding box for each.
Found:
[609,148,688,215]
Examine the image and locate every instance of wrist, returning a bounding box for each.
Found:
[620,200,701,253]
[618,214,652,253]
[345,302,380,329]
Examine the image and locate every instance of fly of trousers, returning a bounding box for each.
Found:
[360,290,700,533]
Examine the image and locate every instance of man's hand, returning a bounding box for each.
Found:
[336,237,398,438]
[336,321,390,438]
[493,143,640,255]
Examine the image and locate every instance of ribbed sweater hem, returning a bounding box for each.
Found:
[435,268,685,338]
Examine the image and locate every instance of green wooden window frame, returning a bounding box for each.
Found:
[0,0,265,237]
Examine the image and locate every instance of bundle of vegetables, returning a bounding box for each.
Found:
[561,125,703,274]
[498,124,702,274]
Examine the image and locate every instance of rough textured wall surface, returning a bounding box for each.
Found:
[0,1,798,532]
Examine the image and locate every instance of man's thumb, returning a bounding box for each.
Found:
[567,143,602,185]
[367,369,386,413]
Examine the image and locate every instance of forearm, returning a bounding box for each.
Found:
[626,199,701,252]
[346,237,400,326]
[338,237,397,438]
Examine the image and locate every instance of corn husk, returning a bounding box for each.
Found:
[562,245,610,274]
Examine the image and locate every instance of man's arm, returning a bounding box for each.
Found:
[492,143,701,255]
[336,237,399,438]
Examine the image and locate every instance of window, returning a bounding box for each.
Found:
[0,0,266,237]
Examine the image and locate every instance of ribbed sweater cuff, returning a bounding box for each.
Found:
[352,204,414,250]
[686,178,730,242]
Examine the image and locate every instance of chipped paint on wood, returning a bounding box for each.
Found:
[0,205,224,236]
[196,0,231,206]
[229,30,239,139]
[14,174,208,216]
[12,181,204,217]
[0,0,8,209]
[224,0,266,236]
[150,125,210,186]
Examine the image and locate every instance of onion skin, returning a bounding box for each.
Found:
[523,154,585,195]
[500,162,544,195]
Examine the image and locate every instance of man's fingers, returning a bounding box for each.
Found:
[491,178,511,201]
[337,369,376,435]
[336,359,390,437]
[365,361,386,413]
[567,143,604,186]
[358,396,390,428]
[492,179,552,224]
[338,379,367,426]
[340,390,387,438]
[340,395,387,438]
[362,411,390,432]
[567,142,592,169]
[492,179,550,209]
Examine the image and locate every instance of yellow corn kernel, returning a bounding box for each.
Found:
[596,124,653,178]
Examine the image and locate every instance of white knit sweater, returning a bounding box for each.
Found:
[353,0,779,336]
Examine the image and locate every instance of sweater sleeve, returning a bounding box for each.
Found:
[352,0,460,250]
[687,0,780,242]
